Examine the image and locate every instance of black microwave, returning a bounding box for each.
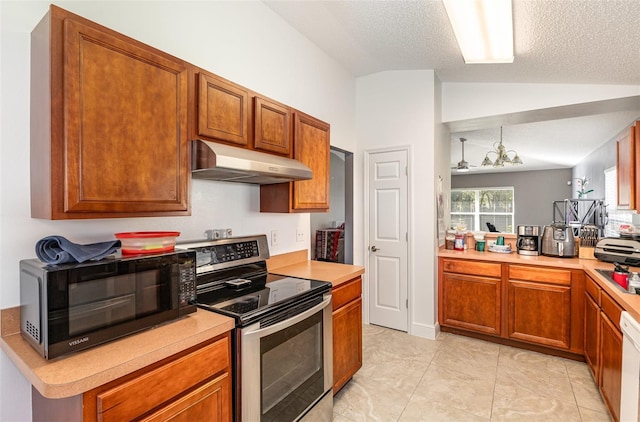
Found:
[20,250,197,359]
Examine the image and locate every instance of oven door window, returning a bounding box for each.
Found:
[260,310,324,422]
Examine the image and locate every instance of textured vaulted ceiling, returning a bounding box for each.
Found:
[263,0,640,173]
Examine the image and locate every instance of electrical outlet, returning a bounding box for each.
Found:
[296,229,304,242]
[271,230,279,246]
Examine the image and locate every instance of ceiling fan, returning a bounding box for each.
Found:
[451,138,475,172]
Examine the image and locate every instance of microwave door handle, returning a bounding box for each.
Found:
[242,295,331,339]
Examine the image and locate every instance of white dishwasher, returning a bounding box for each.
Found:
[620,311,640,421]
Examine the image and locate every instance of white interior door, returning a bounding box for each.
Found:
[368,149,408,332]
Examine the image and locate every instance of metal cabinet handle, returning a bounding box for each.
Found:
[370,245,380,252]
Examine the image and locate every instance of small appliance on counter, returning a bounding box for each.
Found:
[20,250,197,359]
[541,224,576,257]
[516,225,540,256]
[594,237,640,266]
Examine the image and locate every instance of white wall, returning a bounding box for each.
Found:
[356,70,444,338]
[442,82,640,122]
[0,2,357,420]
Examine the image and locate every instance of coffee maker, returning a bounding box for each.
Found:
[517,225,540,256]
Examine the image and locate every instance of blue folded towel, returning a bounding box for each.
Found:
[35,235,121,265]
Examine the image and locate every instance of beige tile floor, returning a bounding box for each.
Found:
[333,324,612,421]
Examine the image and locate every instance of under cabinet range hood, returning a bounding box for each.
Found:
[191,140,312,184]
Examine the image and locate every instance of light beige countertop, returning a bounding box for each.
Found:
[0,307,234,399]
[439,247,640,323]
[267,250,365,287]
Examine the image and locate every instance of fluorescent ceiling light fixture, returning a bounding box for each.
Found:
[443,0,514,64]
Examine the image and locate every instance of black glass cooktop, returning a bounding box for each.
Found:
[195,273,331,327]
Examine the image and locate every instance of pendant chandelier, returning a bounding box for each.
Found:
[481,126,523,168]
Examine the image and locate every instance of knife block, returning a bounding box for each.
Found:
[579,246,596,260]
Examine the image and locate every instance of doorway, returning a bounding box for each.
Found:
[310,146,354,264]
[366,148,409,332]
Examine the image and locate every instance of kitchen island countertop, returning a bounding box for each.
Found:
[439,247,640,324]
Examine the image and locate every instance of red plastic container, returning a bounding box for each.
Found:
[115,231,180,254]
[612,271,629,290]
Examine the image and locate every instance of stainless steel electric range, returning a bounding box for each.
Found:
[177,235,333,422]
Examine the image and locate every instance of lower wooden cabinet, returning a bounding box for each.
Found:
[332,276,362,394]
[441,272,501,335]
[507,265,572,350]
[600,313,622,422]
[438,258,584,355]
[83,333,232,422]
[140,374,231,422]
[584,291,601,379]
[585,275,623,422]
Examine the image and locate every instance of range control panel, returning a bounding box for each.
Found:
[203,241,260,264]
[178,235,270,274]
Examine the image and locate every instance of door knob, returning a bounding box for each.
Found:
[370,245,380,252]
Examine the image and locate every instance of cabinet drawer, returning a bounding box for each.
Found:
[442,259,501,278]
[601,291,623,331]
[585,275,601,304]
[332,277,362,310]
[96,335,230,421]
[508,265,571,286]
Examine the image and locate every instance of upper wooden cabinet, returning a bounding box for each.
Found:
[260,111,330,213]
[197,72,249,146]
[194,71,293,157]
[254,96,292,156]
[617,121,638,210]
[634,120,640,211]
[31,5,190,219]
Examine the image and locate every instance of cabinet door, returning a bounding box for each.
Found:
[36,10,189,218]
[635,121,640,212]
[599,313,622,422]
[259,111,330,213]
[617,124,635,210]
[292,112,330,211]
[584,291,601,380]
[140,373,231,422]
[507,280,571,350]
[332,297,362,394]
[198,73,249,146]
[440,273,501,335]
[254,96,291,155]
[84,335,230,421]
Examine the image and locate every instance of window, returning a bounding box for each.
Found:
[451,187,515,233]
[604,166,632,237]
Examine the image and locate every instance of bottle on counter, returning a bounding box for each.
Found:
[629,272,640,294]
[445,230,456,250]
[454,232,465,251]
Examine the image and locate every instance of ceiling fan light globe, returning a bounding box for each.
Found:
[481,155,493,166]
[512,154,523,165]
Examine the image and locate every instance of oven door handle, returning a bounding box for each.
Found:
[242,294,332,338]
